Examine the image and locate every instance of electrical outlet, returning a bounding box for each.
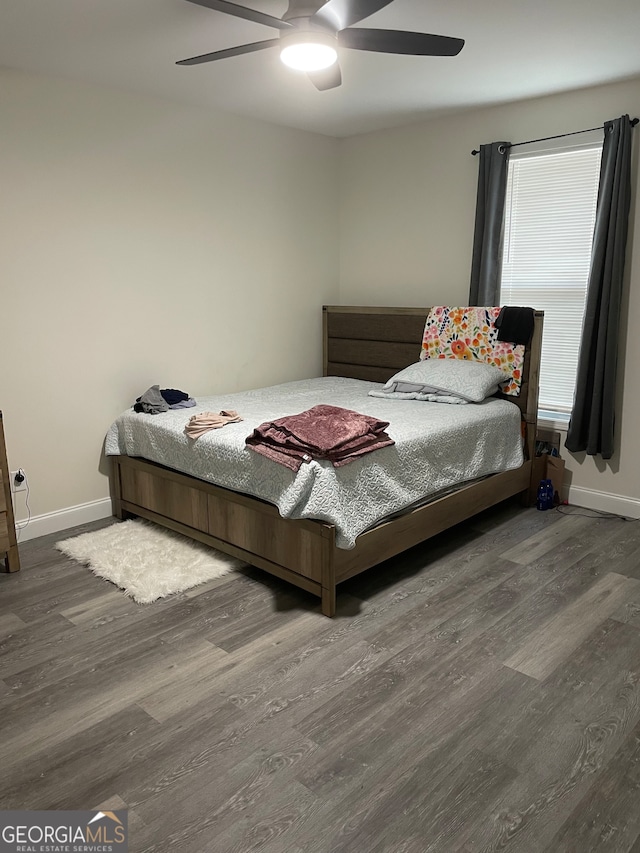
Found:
[10,469,27,494]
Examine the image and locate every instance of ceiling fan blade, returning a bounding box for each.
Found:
[339,28,464,56]
[183,0,293,31]
[177,38,280,65]
[307,63,343,91]
[311,0,393,32]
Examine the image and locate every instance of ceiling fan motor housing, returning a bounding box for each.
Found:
[283,1,333,25]
[280,26,338,48]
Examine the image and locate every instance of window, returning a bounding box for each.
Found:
[499,141,602,425]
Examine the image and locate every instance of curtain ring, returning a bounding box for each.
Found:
[498,144,507,154]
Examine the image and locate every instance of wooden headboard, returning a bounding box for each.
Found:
[323,305,544,461]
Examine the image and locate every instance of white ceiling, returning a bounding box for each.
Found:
[2,0,640,138]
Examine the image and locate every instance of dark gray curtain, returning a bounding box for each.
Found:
[469,141,510,305]
[565,116,633,460]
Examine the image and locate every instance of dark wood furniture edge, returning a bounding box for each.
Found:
[0,411,21,573]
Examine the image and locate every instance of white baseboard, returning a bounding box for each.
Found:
[15,498,113,542]
[566,486,640,520]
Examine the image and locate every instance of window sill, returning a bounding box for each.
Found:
[538,411,569,433]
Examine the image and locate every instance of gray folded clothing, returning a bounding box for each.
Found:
[134,385,169,414]
[169,397,197,409]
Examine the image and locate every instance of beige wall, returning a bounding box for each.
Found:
[1,70,339,524]
[339,77,640,513]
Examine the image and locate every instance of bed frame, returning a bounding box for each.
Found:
[110,306,543,617]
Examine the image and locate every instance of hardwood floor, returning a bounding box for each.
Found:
[2,500,640,852]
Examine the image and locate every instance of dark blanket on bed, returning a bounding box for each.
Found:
[245,404,395,471]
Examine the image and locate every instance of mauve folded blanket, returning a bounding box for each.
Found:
[245,404,395,471]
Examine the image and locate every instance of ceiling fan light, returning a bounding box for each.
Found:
[280,30,338,72]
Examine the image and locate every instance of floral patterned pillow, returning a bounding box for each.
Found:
[420,306,525,396]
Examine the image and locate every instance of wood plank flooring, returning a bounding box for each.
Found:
[2,501,640,852]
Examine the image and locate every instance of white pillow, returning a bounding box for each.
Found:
[368,359,507,404]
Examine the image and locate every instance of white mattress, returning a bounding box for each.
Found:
[105,377,524,549]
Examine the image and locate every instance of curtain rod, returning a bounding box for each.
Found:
[471,116,639,155]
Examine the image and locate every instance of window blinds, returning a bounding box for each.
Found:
[500,144,602,416]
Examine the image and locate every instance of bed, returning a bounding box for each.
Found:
[108,306,543,616]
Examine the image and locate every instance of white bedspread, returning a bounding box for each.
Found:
[105,377,523,549]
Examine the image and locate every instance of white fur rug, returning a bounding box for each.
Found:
[56,519,245,604]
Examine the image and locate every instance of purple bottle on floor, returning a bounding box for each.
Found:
[536,479,549,511]
[545,479,555,509]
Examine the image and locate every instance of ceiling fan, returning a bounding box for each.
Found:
[177,0,464,90]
